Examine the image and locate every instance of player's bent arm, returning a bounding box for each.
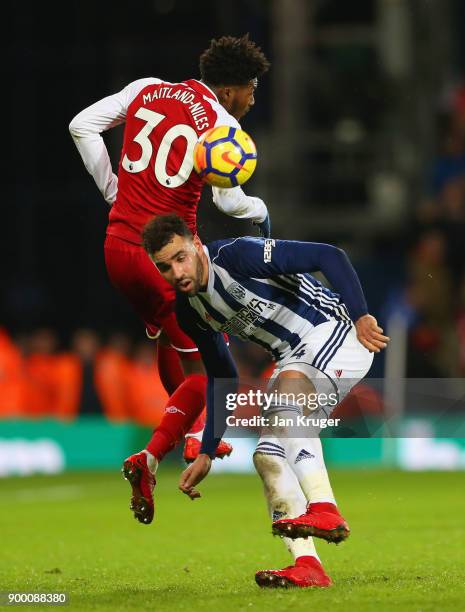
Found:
[212,186,268,224]
[181,327,238,457]
[69,77,160,205]
[300,242,368,322]
[215,238,368,323]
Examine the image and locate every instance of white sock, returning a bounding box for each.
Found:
[279,436,336,505]
[141,449,159,475]
[253,443,320,562]
[263,403,336,505]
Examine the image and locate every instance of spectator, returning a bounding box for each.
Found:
[23,328,60,418]
[406,231,459,376]
[125,341,167,427]
[0,328,24,417]
[95,332,133,422]
[71,329,104,416]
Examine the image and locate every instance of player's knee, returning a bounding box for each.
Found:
[183,373,207,386]
[277,368,309,381]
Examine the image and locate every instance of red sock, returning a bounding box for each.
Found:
[309,502,339,514]
[146,374,206,461]
[157,344,185,395]
[187,409,206,435]
[296,556,320,567]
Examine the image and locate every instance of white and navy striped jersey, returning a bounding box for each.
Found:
[175,236,368,456]
[177,237,367,363]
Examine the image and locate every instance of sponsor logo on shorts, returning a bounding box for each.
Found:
[335,369,343,378]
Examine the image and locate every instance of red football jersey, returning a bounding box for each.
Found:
[108,79,238,244]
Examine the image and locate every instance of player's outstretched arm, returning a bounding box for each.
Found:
[178,364,237,501]
[212,186,270,236]
[214,239,369,323]
[176,298,238,499]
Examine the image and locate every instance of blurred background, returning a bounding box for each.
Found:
[2,0,465,476]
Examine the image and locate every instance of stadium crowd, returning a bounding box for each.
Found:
[0,327,169,425]
[0,327,273,424]
[387,81,465,377]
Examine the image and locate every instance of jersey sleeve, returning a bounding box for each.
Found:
[212,238,369,322]
[211,186,268,223]
[69,77,161,204]
[175,295,238,457]
[212,103,241,130]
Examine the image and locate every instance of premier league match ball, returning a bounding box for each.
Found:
[193,126,257,188]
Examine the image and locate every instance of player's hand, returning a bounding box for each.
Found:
[355,314,390,353]
[179,454,212,500]
[254,213,271,238]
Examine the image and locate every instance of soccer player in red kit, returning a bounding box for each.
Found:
[69,35,270,524]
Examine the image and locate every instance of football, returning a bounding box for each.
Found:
[193,126,257,188]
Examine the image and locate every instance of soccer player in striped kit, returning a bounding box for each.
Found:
[141,214,389,588]
[69,36,270,524]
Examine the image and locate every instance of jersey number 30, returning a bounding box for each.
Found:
[122,108,198,189]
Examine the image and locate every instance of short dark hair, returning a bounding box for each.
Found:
[199,34,270,87]
[142,214,193,255]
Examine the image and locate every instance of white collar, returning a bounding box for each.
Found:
[196,80,219,103]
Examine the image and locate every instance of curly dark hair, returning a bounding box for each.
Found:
[199,34,270,87]
[142,214,193,255]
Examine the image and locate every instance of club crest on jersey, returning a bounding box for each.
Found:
[227,282,246,301]
[263,239,275,263]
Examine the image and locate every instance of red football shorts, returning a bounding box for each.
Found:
[104,234,199,360]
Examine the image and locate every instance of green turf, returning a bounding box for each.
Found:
[0,468,464,611]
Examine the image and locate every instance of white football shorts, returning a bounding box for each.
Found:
[269,320,374,412]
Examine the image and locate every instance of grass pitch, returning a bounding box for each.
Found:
[0,467,464,611]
